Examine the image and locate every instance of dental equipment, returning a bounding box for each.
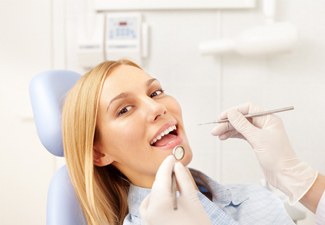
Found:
[199,0,298,57]
[198,106,294,125]
[172,145,185,210]
[173,145,185,161]
[172,174,178,210]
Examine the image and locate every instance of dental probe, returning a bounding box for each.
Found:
[172,145,185,210]
[198,106,294,125]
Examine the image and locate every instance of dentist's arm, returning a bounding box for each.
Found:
[210,103,321,209]
[301,174,325,213]
[140,155,212,225]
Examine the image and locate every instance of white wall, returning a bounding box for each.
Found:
[1,0,325,224]
[0,0,55,224]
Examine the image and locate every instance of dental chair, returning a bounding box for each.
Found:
[29,70,86,225]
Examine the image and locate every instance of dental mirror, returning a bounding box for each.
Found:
[173,145,185,161]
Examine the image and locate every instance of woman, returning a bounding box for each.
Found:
[62,60,294,225]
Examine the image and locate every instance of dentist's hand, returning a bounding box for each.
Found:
[211,102,317,204]
[140,155,212,225]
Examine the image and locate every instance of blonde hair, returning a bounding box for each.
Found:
[62,59,141,225]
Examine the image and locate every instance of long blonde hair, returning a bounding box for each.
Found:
[62,59,141,225]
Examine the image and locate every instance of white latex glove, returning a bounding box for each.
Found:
[211,102,317,204]
[140,155,212,225]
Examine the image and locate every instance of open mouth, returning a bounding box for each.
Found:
[150,125,178,147]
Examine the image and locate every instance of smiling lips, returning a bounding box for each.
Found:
[150,125,177,147]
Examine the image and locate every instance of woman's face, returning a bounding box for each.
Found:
[95,65,192,187]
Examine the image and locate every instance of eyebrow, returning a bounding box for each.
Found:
[146,78,158,86]
[106,78,158,111]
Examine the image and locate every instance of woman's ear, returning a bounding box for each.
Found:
[93,146,114,167]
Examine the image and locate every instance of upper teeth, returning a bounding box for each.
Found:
[151,125,176,145]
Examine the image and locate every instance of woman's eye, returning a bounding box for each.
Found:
[117,106,132,116]
[150,89,164,98]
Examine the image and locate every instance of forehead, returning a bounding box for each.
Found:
[101,65,153,96]
[109,64,151,82]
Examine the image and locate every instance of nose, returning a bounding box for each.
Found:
[143,97,167,122]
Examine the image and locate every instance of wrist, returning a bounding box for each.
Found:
[300,173,325,213]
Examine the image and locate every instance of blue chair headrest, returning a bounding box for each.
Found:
[29,70,81,156]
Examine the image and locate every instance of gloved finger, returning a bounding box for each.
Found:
[212,103,256,135]
[210,121,245,140]
[152,155,176,193]
[227,109,260,143]
[217,102,253,121]
[210,121,233,136]
[219,130,245,140]
[217,102,265,122]
[173,162,196,196]
[231,102,264,116]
